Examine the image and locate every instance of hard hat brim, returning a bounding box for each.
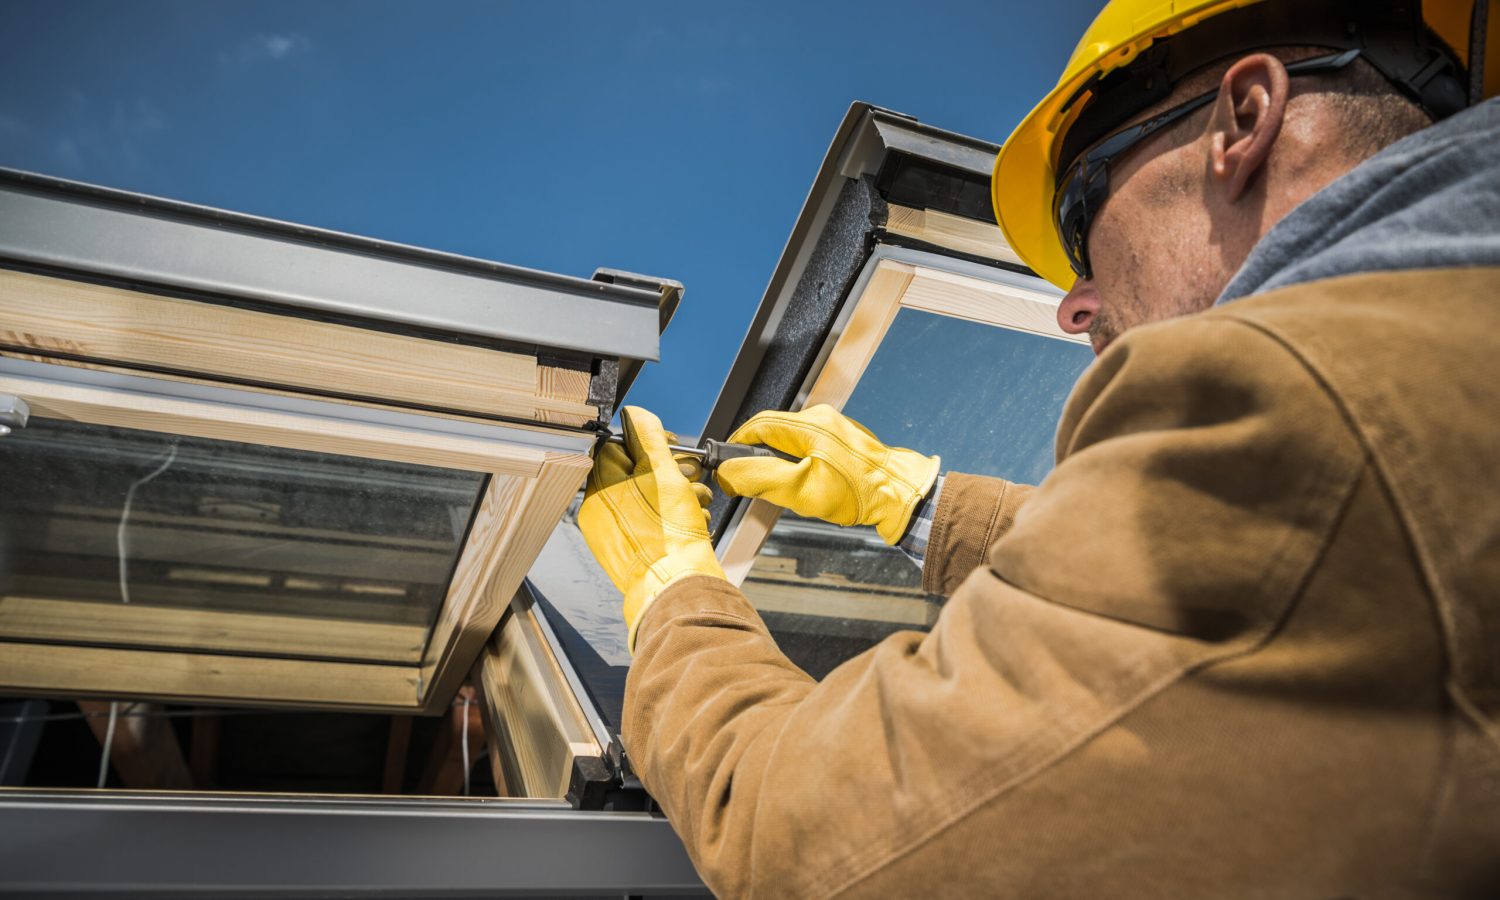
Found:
[992,88,1082,293]
[991,0,1254,291]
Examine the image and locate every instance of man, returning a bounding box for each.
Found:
[580,0,1500,896]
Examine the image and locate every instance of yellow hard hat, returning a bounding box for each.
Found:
[994,0,1499,290]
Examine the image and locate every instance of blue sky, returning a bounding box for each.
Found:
[2,1,1101,434]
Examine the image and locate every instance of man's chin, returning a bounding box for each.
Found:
[1087,314,1121,356]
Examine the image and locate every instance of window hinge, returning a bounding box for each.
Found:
[0,394,29,437]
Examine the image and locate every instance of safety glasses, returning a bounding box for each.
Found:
[1053,48,1362,281]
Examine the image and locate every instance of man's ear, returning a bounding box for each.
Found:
[1208,53,1290,202]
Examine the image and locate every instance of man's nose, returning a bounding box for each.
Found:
[1057,280,1101,335]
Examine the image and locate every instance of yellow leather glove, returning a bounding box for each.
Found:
[578,406,725,652]
[715,404,940,545]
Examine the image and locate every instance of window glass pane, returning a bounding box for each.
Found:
[740,309,1094,678]
[846,309,1092,483]
[0,418,486,664]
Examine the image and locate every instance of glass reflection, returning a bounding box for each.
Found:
[0,418,485,664]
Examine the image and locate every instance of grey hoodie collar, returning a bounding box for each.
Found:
[1217,97,1500,304]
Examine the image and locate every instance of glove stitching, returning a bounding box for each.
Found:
[736,411,930,527]
[622,466,708,542]
[737,413,895,482]
[643,557,672,588]
[617,464,710,548]
[739,414,879,468]
[594,477,658,576]
[804,449,866,524]
[792,420,911,525]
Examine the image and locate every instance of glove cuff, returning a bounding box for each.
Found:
[874,451,942,545]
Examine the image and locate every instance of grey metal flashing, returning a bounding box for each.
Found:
[839,107,1001,181]
[0,393,28,436]
[0,168,669,363]
[0,356,596,455]
[593,268,684,407]
[698,102,1008,446]
[0,790,705,896]
[873,116,999,177]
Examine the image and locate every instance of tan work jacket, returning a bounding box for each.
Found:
[624,267,1500,898]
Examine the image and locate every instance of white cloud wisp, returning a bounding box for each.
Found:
[220,32,312,68]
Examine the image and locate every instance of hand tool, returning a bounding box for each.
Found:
[602,434,798,472]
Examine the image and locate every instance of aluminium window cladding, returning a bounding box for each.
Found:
[715,249,1093,679]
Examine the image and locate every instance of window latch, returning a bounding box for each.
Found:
[0,394,29,436]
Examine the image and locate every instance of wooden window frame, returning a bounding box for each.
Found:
[715,254,1087,585]
[883,203,1025,267]
[474,587,604,799]
[0,268,598,426]
[0,358,591,713]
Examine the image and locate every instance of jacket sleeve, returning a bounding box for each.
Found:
[622,314,1367,899]
[920,473,1034,597]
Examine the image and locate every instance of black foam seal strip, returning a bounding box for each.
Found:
[708,175,885,535]
[588,358,620,424]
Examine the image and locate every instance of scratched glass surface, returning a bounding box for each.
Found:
[741,309,1095,679]
[0,418,485,665]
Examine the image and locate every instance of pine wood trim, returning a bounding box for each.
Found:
[534,367,593,402]
[476,596,602,798]
[0,369,549,477]
[419,452,593,710]
[0,596,428,664]
[0,642,423,709]
[0,350,597,436]
[884,204,1024,266]
[900,266,1085,343]
[0,268,597,424]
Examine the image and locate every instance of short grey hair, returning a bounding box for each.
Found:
[1149,45,1432,161]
